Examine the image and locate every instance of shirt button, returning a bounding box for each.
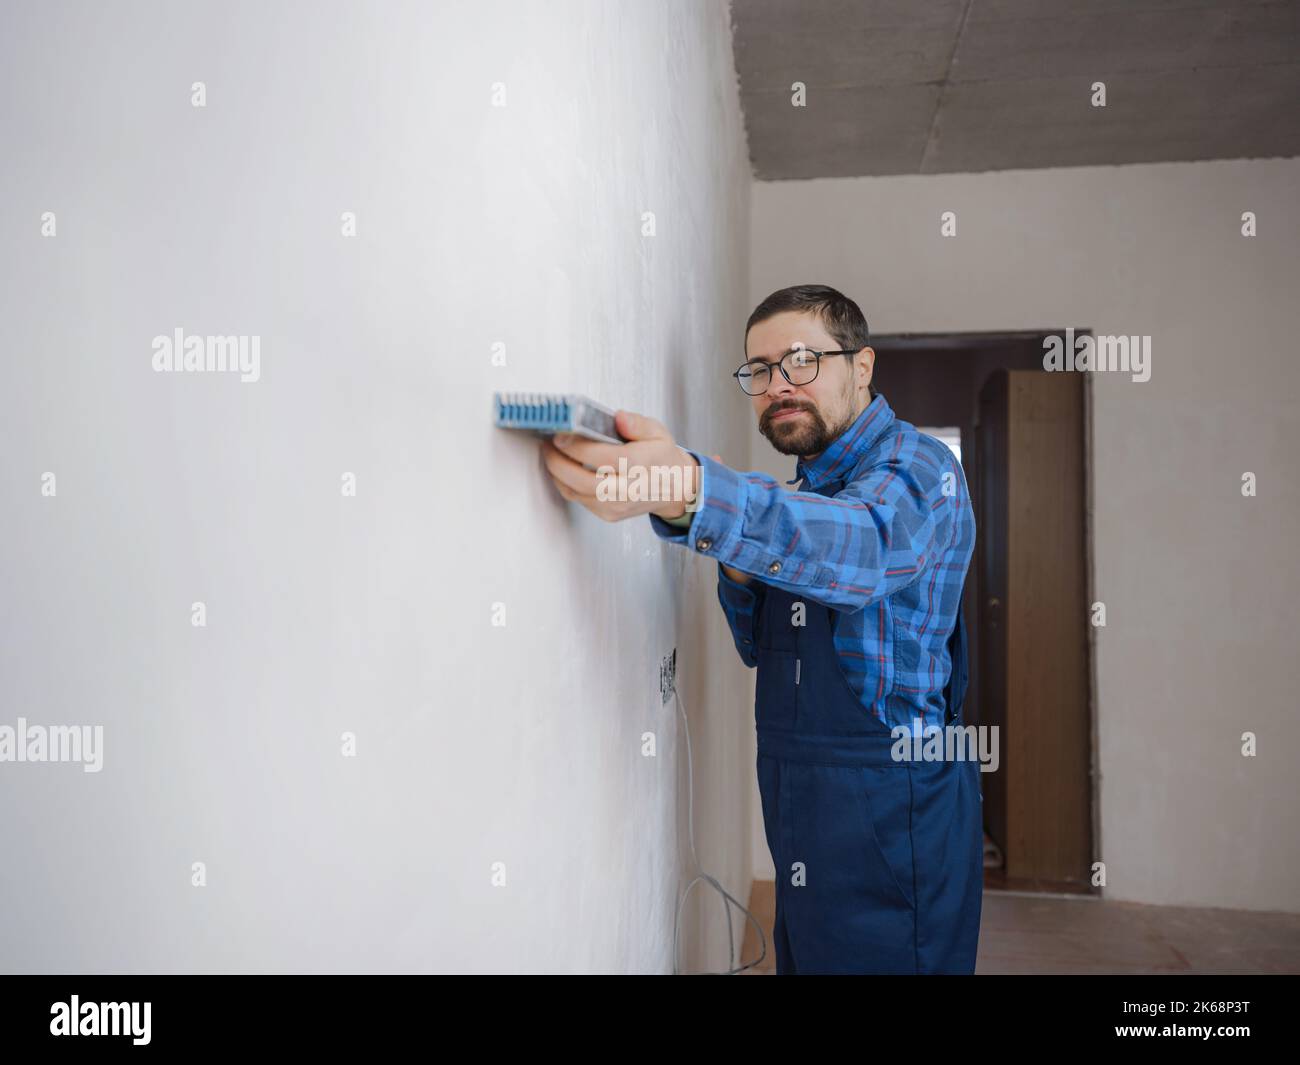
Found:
[696,537,712,551]
[767,561,781,574]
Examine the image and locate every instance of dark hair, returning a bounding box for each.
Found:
[745,284,876,399]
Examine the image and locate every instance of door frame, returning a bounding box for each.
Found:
[870,329,1100,895]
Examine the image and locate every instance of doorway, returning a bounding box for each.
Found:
[871,331,1098,895]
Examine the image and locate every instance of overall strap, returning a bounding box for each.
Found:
[943,594,970,726]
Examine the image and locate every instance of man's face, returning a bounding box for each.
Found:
[744,310,874,459]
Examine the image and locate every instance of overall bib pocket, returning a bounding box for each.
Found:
[754,649,798,731]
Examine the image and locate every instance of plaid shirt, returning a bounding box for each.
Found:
[649,392,975,734]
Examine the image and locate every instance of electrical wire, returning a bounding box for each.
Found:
[671,685,768,975]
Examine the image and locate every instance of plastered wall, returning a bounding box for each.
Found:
[0,0,757,972]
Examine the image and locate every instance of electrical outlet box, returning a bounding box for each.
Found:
[659,648,677,704]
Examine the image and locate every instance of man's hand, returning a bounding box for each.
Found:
[542,409,700,523]
[720,563,753,585]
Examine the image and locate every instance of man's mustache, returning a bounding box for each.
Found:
[764,402,815,427]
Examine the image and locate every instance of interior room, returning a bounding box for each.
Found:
[2,0,1297,982]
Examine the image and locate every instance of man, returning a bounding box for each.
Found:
[542,284,982,974]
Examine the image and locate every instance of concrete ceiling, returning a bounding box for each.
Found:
[729,0,1300,178]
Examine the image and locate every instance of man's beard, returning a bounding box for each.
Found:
[759,398,851,457]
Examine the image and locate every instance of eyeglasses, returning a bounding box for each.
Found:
[732,346,858,396]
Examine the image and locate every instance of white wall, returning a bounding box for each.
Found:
[750,157,1300,911]
[0,0,756,972]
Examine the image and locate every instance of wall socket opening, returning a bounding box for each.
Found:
[659,647,677,703]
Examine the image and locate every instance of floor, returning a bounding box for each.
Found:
[737,880,1300,974]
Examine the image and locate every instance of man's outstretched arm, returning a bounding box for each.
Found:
[649,443,962,613]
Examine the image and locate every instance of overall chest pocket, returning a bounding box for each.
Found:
[755,649,799,731]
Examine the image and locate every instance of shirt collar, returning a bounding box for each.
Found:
[785,392,896,492]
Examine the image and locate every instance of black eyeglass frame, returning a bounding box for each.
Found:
[732,347,860,396]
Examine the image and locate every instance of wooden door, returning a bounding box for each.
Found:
[977,369,1093,889]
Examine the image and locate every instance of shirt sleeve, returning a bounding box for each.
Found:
[651,444,963,613]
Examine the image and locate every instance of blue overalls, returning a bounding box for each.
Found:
[754,578,983,974]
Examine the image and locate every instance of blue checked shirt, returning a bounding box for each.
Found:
[649,392,975,734]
